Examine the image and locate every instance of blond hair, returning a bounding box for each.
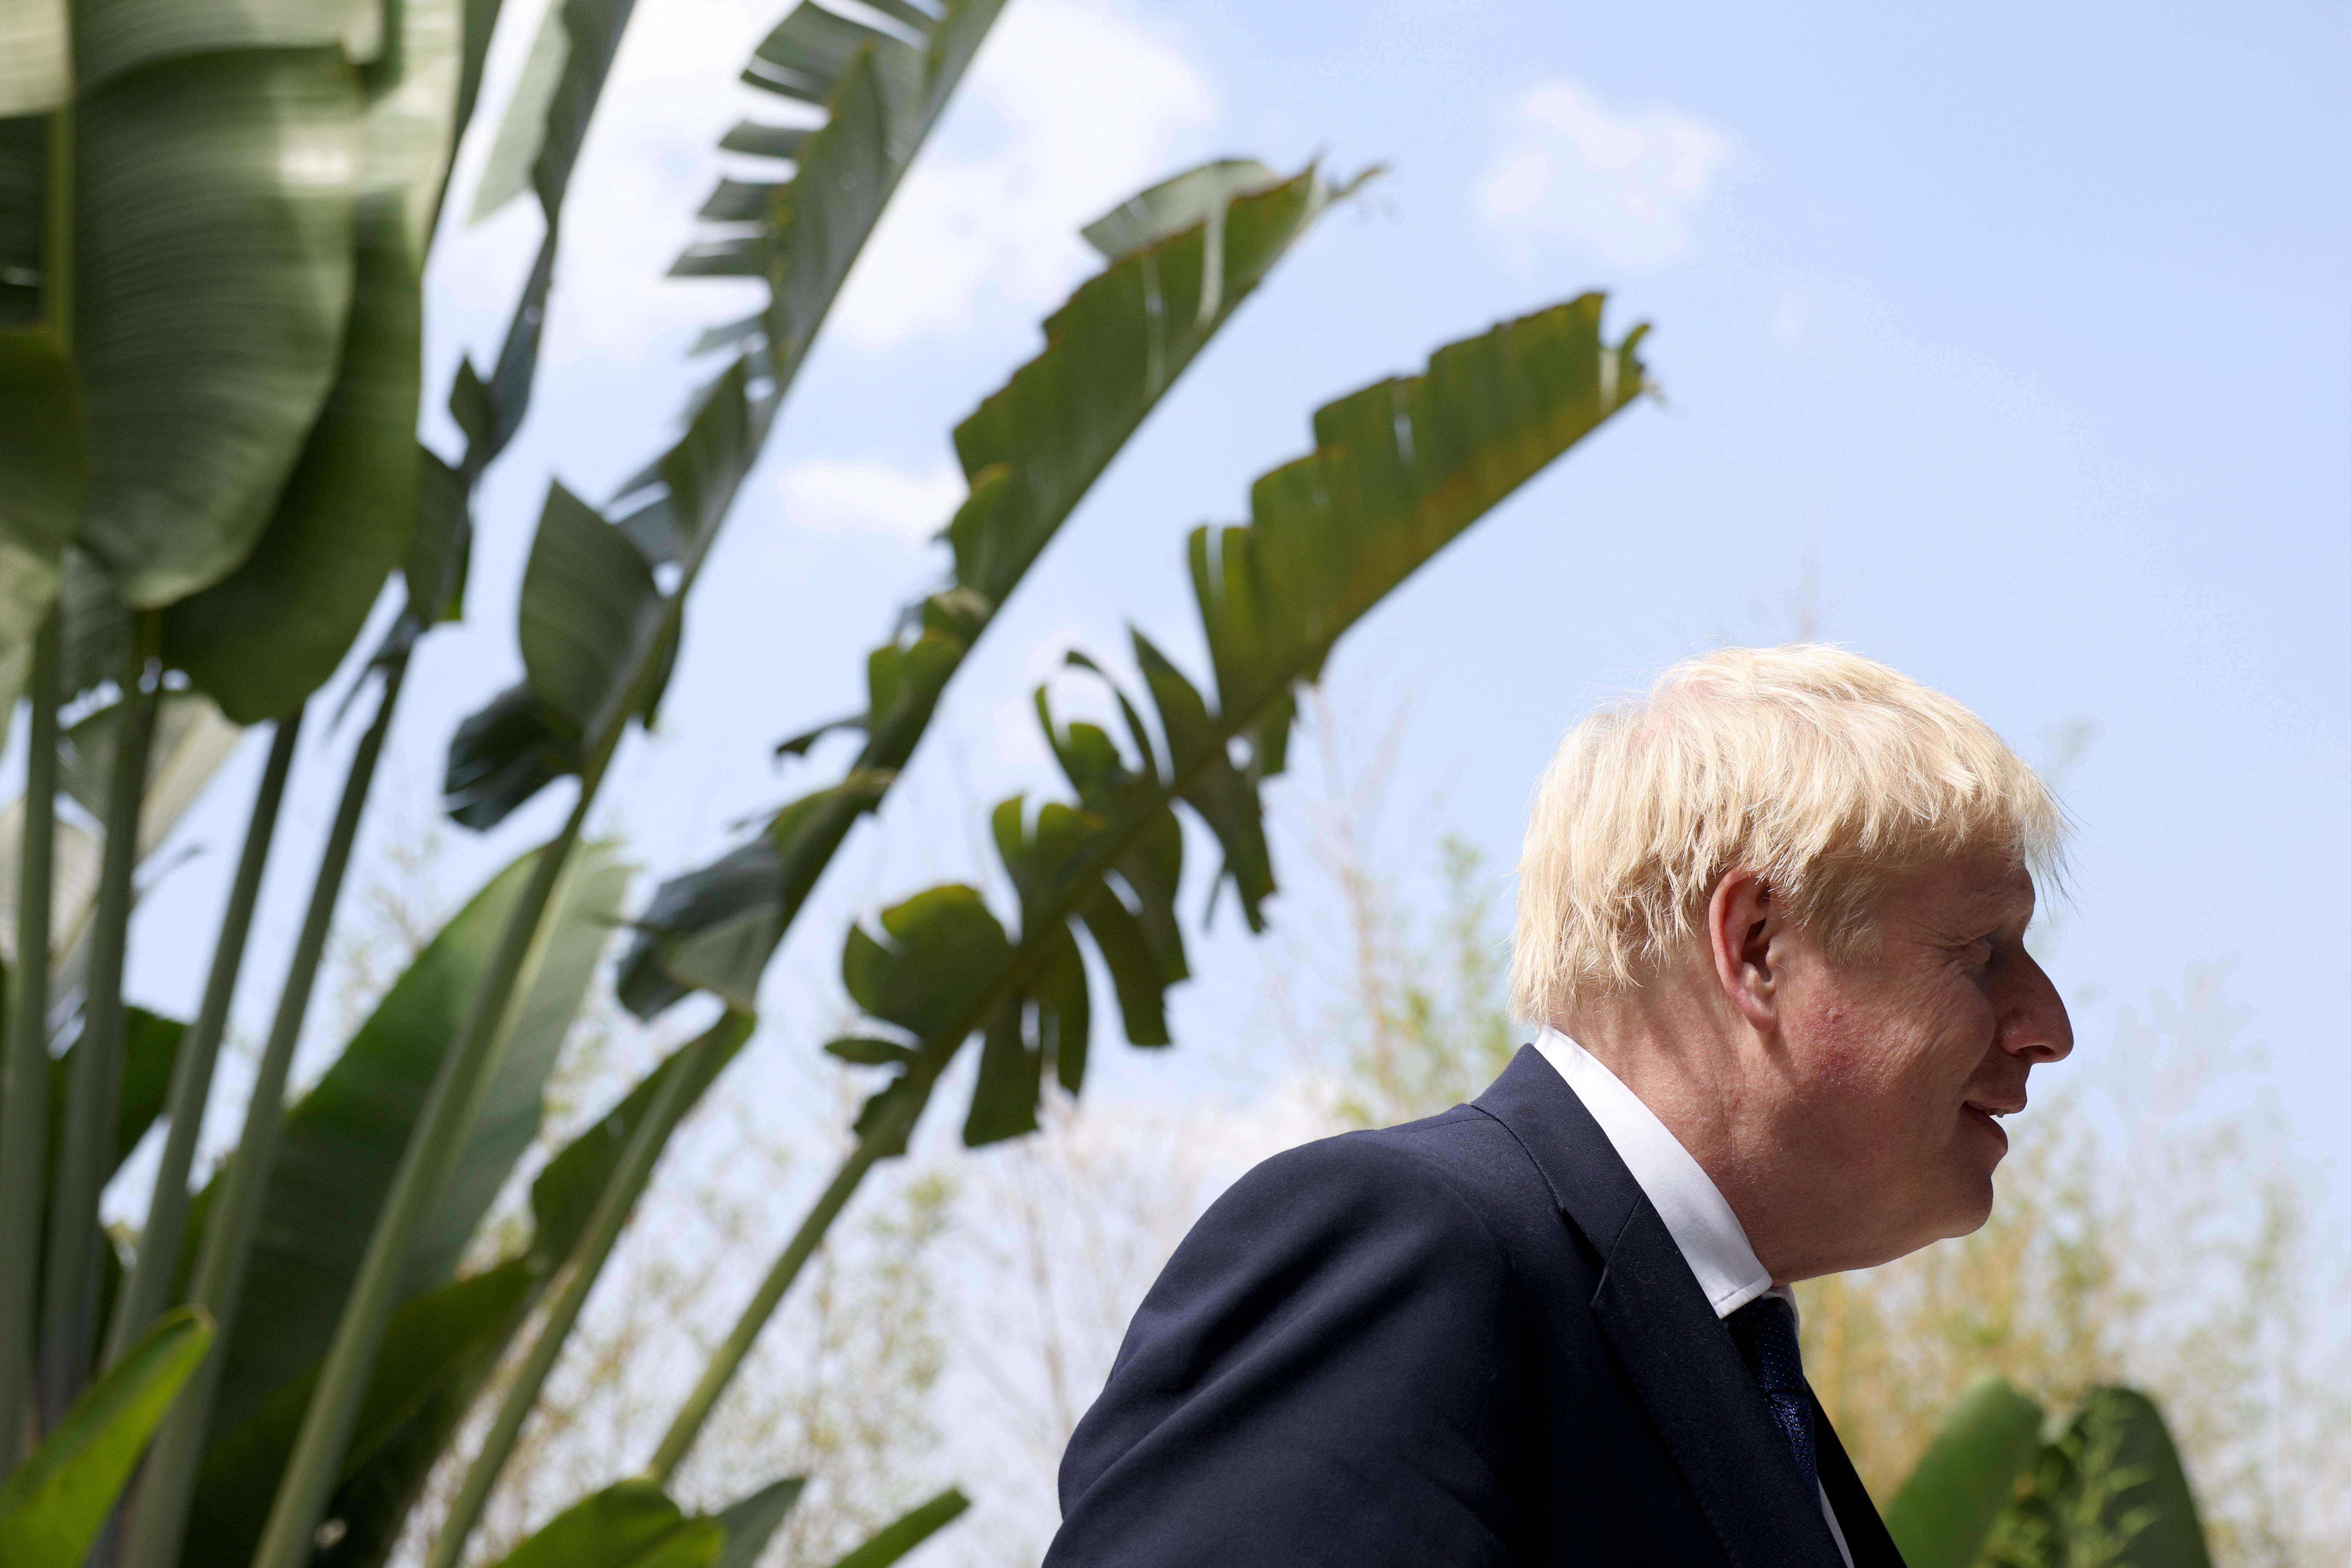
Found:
[1510,645,2067,1023]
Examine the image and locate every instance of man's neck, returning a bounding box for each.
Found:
[1558,995,1804,1284]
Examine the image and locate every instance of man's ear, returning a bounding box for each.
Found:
[1707,868,1780,1032]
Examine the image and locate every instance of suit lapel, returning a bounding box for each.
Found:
[1475,1048,1846,1568]
[1813,1396,1907,1568]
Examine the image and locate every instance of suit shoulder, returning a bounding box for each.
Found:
[1198,1104,1556,1268]
[1244,1104,1547,1209]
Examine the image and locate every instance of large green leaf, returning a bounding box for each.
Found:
[450,0,1021,835]
[185,1261,535,1568]
[188,842,627,1441]
[1998,1387,2213,1568]
[164,0,465,721]
[0,1306,212,1568]
[70,0,373,95]
[74,47,360,608]
[486,1480,724,1568]
[1887,1374,2046,1568]
[825,296,1649,1144]
[617,161,1342,1018]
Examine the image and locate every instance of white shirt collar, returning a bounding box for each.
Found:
[1530,1029,1848,1565]
[1531,1026,1778,1319]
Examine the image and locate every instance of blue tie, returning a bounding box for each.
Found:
[1727,1295,1818,1496]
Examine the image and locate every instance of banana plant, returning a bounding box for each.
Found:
[6,0,1664,1562]
[631,295,1651,1481]
[1887,1375,2213,1568]
[0,0,692,1547]
[249,2,1025,1563]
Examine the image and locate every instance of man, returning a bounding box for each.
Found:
[1045,645,2073,1567]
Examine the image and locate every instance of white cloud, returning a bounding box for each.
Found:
[1473,78,1733,270]
[831,0,1220,351]
[425,0,1218,404]
[770,454,965,544]
[424,0,780,390]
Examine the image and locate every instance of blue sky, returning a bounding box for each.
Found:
[125,0,2351,1188]
[92,0,2347,1549]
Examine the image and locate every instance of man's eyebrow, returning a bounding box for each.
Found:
[1976,889,2037,925]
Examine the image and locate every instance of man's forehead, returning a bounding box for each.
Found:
[1882,851,2036,922]
[1937,859,2037,917]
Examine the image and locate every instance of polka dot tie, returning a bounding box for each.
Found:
[1727,1294,1818,1497]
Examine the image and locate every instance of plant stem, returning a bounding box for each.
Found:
[424,1010,749,1565]
[249,797,585,1568]
[38,619,157,1427]
[0,606,65,1472]
[645,1123,891,1485]
[44,99,71,349]
[101,708,304,1371]
[647,660,1305,1478]
[119,658,403,1568]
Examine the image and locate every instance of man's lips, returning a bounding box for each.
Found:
[1963,1095,2022,1149]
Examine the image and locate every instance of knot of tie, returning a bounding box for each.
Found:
[1727,1294,1818,1497]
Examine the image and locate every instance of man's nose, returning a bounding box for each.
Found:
[2000,955,2074,1064]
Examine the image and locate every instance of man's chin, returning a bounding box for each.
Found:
[1940,1171,1998,1241]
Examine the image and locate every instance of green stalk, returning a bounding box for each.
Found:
[645,666,1297,1480]
[37,621,157,1428]
[645,1127,887,1483]
[423,1011,749,1565]
[101,709,304,1370]
[248,794,587,1568]
[44,99,71,349]
[120,659,403,1568]
[0,607,65,1472]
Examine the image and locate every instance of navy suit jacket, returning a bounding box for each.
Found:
[1046,1047,1906,1567]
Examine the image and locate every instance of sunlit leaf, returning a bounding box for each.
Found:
[0,0,70,116]
[74,48,361,608]
[164,0,465,720]
[0,1306,212,1568]
[70,0,372,94]
[1079,156,1280,260]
